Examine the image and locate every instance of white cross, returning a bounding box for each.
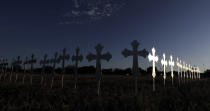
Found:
[180,60,183,79]
[183,61,186,79]
[177,58,181,84]
[169,55,174,85]
[197,67,201,79]
[190,66,193,79]
[169,55,174,78]
[192,67,195,79]
[189,64,192,79]
[194,67,197,79]
[161,53,168,81]
[185,63,188,79]
[176,58,180,77]
[148,47,158,91]
[148,47,158,79]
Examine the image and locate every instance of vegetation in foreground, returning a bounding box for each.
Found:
[0,74,209,111]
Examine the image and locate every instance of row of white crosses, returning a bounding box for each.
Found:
[176,58,201,81]
[160,54,175,86]
[148,47,201,91]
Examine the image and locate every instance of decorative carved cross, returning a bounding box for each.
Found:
[28,54,36,85]
[185,64,188,79]
[9,58,16,82]
[40,54,49,85]
[15,56,22,70]
[86,44,112,96]
[148,47,158,91]
[50,52,60,74]
[0,59,3,74]
[193,66,197,79]
[122,40,148,95]
[176,58,181,85]
[14,56,22,83]
[2,59,8,74]
[50,52,60,88]
[59,48,70,74]
[23,57,28,73]
[189,64,192,79]
[168,55,174,85]
[161,53,168,86]
[180,60,183,80]
[59,48,70,88]
[176,58,180,76]
[183,61,186,80]
[72,47,83,89]
[197,67,200,79]
[28,54,36,73]
[22,56,28,84]
[0,59,3,80]
[40,54,49,74]
[3,59,8,80]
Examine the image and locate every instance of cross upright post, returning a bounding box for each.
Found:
[22,56,28,84]
[180,60,183,83]
[10,58,15,82]
[14,56,22,83]
[183,61,186,83]
[40,54,49,85]
[4,59,8,77]
[0,59,2,80]
[72,47,83,89]
[28,54,36,85]
[191,66,194,79]
[189,64,191,80]
[50,52,60,88]
[169,55,174,85]
[197,67,200,79]
[2,59,8,80]
[161,53,168,86]
[194,66,197,79]
[186,64,189,83]
[176,58,181,85]
[59,48,70,88]
[192,67,195,79]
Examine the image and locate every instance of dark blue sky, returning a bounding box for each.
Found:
[0,0,210,71]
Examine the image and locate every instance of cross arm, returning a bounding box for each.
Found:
[59,55,70,60]
[138,49,149,58]
[72,55,83,62]
[101,52,112,61]
[122,48,133,57]
[86,53,97,62]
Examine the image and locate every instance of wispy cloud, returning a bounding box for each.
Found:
[58,0,128,25]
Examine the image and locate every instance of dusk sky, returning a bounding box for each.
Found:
[0,0,210,72]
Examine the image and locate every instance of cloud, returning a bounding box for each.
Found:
[58,0,128,24]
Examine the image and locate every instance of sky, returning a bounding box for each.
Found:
[0,0,210,72]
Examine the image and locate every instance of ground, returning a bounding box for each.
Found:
[0,74,209,111]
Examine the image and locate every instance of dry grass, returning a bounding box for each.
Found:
[0,73,209,111]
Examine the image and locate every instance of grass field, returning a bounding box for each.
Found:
[0,73,209,111]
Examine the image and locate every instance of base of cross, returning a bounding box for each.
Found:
[153,78,155,92]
